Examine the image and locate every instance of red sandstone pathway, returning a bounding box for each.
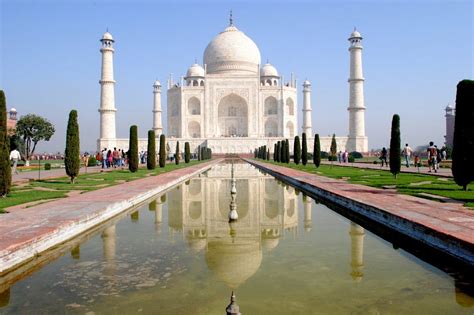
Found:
[0,160,219,273]
[250,159,474,245]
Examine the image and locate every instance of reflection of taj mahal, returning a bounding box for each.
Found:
[97,15,368,153]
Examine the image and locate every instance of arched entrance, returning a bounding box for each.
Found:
[218,94,248,137]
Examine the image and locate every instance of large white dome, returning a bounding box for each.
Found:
[203,25,261,74]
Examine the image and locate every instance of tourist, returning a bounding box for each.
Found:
[442,149,447,160]
[343,150,349,163]
[9,148,21,175]
[338,151,342,163]
[101,148,108,169]
[435,145,442,170]
[112,147,120,168]
[380,147,388,167]
[414,155,420,172]
[402,143,413,168]
[427,141,437,173]
[107,149,113,168]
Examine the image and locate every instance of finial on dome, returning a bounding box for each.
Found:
[229,10,233,26]
[194,58,197,64]
[266,58,269,64]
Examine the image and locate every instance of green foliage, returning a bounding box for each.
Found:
[0,90,11,196]
[389,114,401,178]
[330,134,337,158]
[44,163,51,170]
[15,113,55,160]
[273,143,277,161]
[301,133,308,166]
[293,136,301,165]
[175,141,180,165]
[313,134,321,168]
[348,156,355,163]
[185,142,190,163]
[285,139,290,164]
[320,151,329,159]
[350,151,363,159]
[147,130,156,170]
[129,125,139,172]
[267,148,270,161]
[159,134,166,168]
[65,110,80,183]
[198,145,202,161]
[452,80,474,190]
[87,156,97,167]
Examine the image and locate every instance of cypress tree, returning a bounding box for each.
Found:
[0,90,11,196]
[389,114,401,178]
[197,145,201,161]
[452,80,474,190]
[65,110,80,183]
[159,134,166,168]
[129,125,139,172]
[313,133,321,168]
[184,142,190,163]
[293,136,301,164]
[281,140,286,163]
[175,141,180,165]
[301,132,308,166]
[273,143,277,161]
[285,139,290,163]
[330,134,337,161]
[279,141,283,162]
[147,130,156,170]
[267,148,270,160]
[275,142,280,162]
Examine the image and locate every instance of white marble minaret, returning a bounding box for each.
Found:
[152,80,163,135]
[347,28,368,152]
[98,31,117,147]
[444,104,455,147]
[302,80,313,136]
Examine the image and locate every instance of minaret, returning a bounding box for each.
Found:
[444,103,455,147]
[152,80,163,135]
[98,31,117,146]
[302,80,313,136]
[347,28,368,152]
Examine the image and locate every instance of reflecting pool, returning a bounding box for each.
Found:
[0,161,472,314]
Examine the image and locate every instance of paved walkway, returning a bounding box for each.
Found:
[248,159,474,264]
[321,161,453,177]
[0,159,219,274]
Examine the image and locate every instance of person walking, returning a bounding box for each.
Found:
[402,143,413,168]
[9,148,21,175]
[427,141,438,173]
[380,147,388,167]
[101,149,108,169]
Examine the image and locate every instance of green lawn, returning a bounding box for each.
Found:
[259,160,474,208]
[1,160,204,212]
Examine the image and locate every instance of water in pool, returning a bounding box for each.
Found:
[0,161,472,314]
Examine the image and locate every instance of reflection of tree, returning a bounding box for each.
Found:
[0,287,10,308]
[70,245,80,260]
[455,279,474,307]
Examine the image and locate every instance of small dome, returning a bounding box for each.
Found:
[102,31,114,41]
[153,80,161,87]
[9,108,17,112]
[260,63,278,77]
[186,63,205,78]
[303,80,311,87]
[349,29,362,39]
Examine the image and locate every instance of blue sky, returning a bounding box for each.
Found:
[1,0,472,152]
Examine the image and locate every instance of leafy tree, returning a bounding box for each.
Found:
[452,80,474,190]
[159,134,166,168]
[313,133,321,168]
[389,114,401,178]
[129,125,138,172]
[330,134,337,160]
[184,142,190,163]
[293,136,301,164]
[65,110,80,183]
[0,90,11,196]
[147,130,156,170]
[15,114,55,163]
[301,133,308,165]
[175,141,180,165]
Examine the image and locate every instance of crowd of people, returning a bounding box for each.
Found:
[97,148,128,169]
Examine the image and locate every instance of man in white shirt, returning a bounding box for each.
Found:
[9,148,21,174]
[402,143,413,168]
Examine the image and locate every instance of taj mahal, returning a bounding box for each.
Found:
[97,16,368,154]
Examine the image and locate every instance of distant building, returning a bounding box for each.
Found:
[445,104,455,148]
[7,108,17,136]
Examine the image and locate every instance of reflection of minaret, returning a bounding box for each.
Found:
[155,199,163,234]
[303,196,313,232]
[102,225,116,276]
[349,222,365,281]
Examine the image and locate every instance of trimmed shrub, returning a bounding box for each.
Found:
[389,114,401,178]
[129,125,139,172]
[301,133,308,165]
[65,110,80,183]
[350,151,363,159]
[273,143,277,161]
[147,130,156,170]
[320,151,329,159]
[293,136,301,165]
[175,141,180,165]
[285,139,290,164]
[44,163,51,170]
[88,156,97,167]
[348,156,355,163]
[330,134,337,160]
[159,134,166,168]
[185,142,190,163]
[452,80,474,190]
[0,90,11,196]
[313,134,321,168]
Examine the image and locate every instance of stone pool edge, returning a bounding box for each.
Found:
[246,159,474,266]
[0,159,221,275]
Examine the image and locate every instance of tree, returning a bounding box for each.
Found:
[64,110,80,183]
[330,134,337,160]
[452,80,474,190]
[285,139,290,163]
[129,125,138,172]
[15,114,55,164]
[293,136,301,164]
[159,134,166,168]
[0,90,11,197]
[273,143,277,161]
[301,132,308,166]
[147,130,156,170]
[389,114,401,178]
[184,142,190,163]
[198,145,201,161]
[267,148,270,160]
[313,133,321,168]
[175,141,180,165]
